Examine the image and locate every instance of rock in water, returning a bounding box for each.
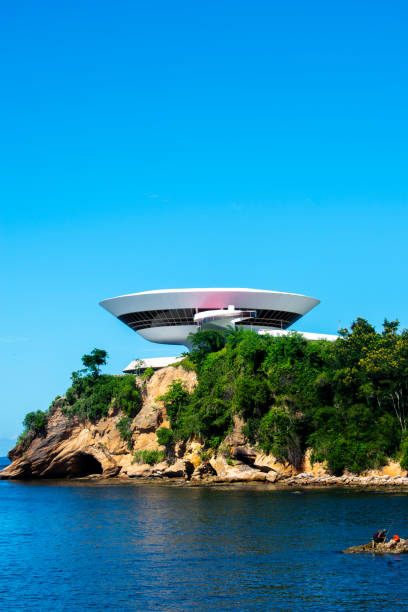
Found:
[344,540,408,554]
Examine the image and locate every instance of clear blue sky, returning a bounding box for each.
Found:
[1,1,407,451]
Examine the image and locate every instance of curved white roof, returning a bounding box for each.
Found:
[100,288,320,347]
[100,288,319,317]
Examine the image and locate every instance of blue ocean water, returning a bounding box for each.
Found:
[1,458,408,611]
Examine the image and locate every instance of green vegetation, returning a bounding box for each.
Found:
[199,449,212,461]
[156,426,175,449]
[80,348,108,377]
[158,381,191,429]
[64,373,142,421]
[173,356,196,371]
[156,426,176,460]
[115,376,143,418]
[64,350,142,421]
[17,349,144,448]
[132,449,165,465]
[157,321,408,475]
[116,416,133,449]
[22,410,48,435]
[17,410,49,450]
[16,320,408,477]
[140,366,155,381]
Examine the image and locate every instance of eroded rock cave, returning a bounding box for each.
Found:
[70,453,103,476]
[43,453,103,478]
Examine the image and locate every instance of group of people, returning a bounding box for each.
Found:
[372,530,403,547]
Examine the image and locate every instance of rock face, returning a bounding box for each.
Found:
[2,364,408,486]
[1,408,125,479]
[0,365,197,481]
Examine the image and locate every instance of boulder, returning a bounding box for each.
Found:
[133,405,163,433]
[162,460,195,479]
[266,471,278,483]
[209,456,267,483]
[125,463,154,478]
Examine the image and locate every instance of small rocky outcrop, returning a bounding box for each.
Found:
[0,407,124,479]
[344,540,408,554]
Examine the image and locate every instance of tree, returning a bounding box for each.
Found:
[81,349,108,377]
[132,359,145,376]
[116,416,133,449]
[22,410,48,435]
[159,380,191,428]
[358,321,408,432]
[157,427,175,458]
[188,329,226,366]
[258,406,303,468]
[116,376,143,417]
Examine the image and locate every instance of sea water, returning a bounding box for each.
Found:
[1,456,408,611]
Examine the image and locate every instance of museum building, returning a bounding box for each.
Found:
[100,288,337,372]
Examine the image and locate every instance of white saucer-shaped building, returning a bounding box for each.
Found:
[99,288,332,350]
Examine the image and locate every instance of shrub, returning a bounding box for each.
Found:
[116,376,142,417]
[188,330,227,366]
[16,430,33,451]
[141,367,155,381]
[199,449,212,461]
[258,406,302,465]
[64,374,142,422]
[400,433,408,470]
[132,450,165,465]
[175,357,196,371]
[116,416,133,449]
[22,410,48,436]
[156,427,175,448]
[16,409,49,450]
[159,380,191,428]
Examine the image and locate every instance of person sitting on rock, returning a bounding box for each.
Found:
[372,530,386,544]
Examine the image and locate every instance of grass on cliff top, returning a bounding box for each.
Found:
[63,373,142,421]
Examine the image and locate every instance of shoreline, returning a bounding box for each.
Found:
[4,472,408,489]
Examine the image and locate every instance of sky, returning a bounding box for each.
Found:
[1,0,407,452]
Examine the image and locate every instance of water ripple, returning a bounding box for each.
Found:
[1,480,408,610]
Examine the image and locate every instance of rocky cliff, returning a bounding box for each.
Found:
[2,365,408,486]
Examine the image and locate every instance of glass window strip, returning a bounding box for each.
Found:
[118,308,301,332]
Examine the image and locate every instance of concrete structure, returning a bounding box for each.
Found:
[100,288,337,357]
[123,356,183,373]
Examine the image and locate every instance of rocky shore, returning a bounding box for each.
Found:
[276,472,408,488]
[2,365,408,488]
[344,540,408,554]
